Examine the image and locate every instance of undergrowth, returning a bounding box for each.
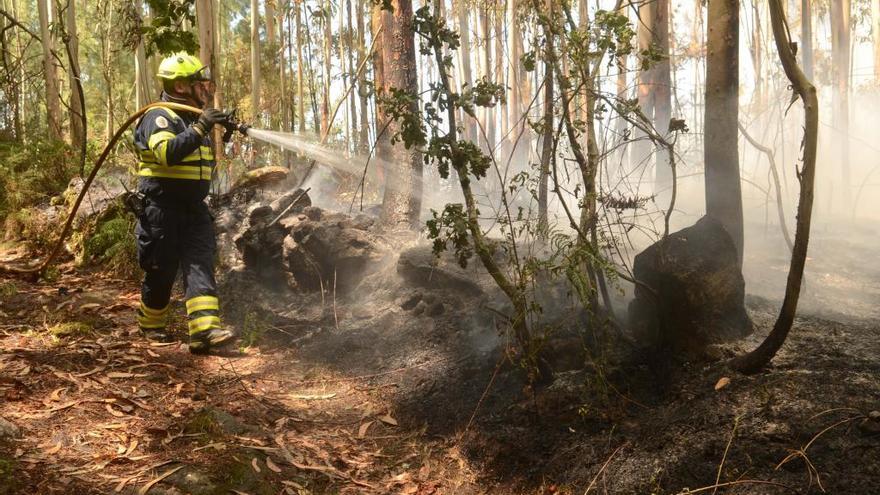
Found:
[79,201,140,280]
[0,140,77,230]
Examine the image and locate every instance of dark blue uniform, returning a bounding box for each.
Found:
[133,96,222,343]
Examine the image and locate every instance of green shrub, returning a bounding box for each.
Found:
[0,140,78,222]
[81,203,140,280]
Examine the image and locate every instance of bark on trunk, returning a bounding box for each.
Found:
[321,0,332,137]
[457,0,474,142]
[251,0,262,123]
[479,4,493,150]
[197,0,223,154]
[494,4,506,139]
[801,0,813,80]
[356,0,370,152]
[831,0,851,212]
[135,0,152,109]
[377,0,422,229]
[296,2,306,132]
[266,0,277,47]
[704,0,744,267]
[66,0,84,147]
[653,0,672,196]
[37,0,61,140]
[631,0,654,171]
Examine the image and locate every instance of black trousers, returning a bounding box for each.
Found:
[135,199,222,337]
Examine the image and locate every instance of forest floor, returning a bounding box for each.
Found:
[1,221,879,495]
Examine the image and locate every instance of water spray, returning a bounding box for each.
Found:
[0,102,251,280]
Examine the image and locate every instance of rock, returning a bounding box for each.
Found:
[283,208,389,293]
[397,246,484,298]
[0,417,20,440]
[628,215,753,357]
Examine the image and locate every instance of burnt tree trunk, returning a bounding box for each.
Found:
[377,0,422,229]
[704,0,743,267]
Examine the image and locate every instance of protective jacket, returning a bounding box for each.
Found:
[132,94,222,345]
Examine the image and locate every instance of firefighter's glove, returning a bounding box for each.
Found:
[193,108,228,136]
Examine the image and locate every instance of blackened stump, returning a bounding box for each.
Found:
[628,216,752,357]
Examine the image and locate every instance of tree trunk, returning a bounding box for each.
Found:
[296,1,306,132]
[102,2,114,143]
[356,0,370,152]
[506,0,521,137]
[37,0,61,140]
[197,0,222,154]
[251,0,262,123]
[479,4,493,150]
[494,4,506,139]
[631,0,654,171]
[654,0,672,196]
[266,0,277,47]
[537,49,552,232]
[371,3,385,184]
[321,0,332,137]
[831,0,851,213]
[874,0,880,81]
[66,0,84,147]
[377,0,422,228]
[614,2,628,168]
[346,0,358,152]
[704,0,743,267]
[457,0,474,142]
[135,0,152,108]
[278,1,289,131]
[801,0,813,80]
[287,6,297,131]
[731,0,817,374]
[751,0,763,109]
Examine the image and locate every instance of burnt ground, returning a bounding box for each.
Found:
[1,225,879,495]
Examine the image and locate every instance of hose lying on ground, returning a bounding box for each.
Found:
[0,102,205,281]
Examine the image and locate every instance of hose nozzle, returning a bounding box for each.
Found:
[219,109,252,142]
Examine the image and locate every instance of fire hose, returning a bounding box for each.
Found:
[0,102,249,281]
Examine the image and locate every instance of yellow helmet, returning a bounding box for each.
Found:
[157,52,210,81]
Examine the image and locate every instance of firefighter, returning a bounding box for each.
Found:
[133,52,234,353]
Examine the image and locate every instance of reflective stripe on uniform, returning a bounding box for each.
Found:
[137,314,166,329]
[148,130,177,149]
[188,315,221,334]
[147,131,176,166]
[138,301,169,329]
[138,163,212,180]
[140,301,169,316]
[180,147,215,163]
[186,295,220,314]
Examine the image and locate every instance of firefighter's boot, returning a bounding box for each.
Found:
[188,327,236,354]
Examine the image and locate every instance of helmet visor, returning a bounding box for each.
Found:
[193,65,212,82]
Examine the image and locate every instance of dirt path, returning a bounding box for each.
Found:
[2,241,879,494]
